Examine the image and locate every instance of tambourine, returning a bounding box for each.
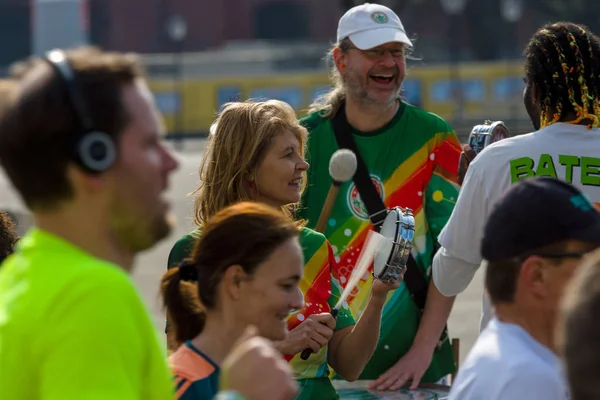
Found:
[468,120,510,155]
[373,207,415,284]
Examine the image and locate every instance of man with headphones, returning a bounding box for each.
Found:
[0,47,179,399]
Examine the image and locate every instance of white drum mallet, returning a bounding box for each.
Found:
[300,230,386,360]
[314,149,358,233]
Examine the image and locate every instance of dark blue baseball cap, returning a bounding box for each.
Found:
[481,177,600,261]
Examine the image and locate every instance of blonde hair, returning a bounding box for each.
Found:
[307,39,353,119]
[192,100,308,228]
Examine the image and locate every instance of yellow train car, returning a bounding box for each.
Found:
[148,59,526,135]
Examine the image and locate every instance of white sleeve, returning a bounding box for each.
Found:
[437,155,490,266]
[432,247,481,297]
[449,364,568,400]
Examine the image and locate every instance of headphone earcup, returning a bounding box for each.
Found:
[76,131,117,173]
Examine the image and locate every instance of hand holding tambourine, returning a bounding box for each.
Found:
[458,120,510,185]
[458,144,477,186]
[371,277,402,297]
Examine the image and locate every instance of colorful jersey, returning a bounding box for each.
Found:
[170,341,220,400]
[167,230,199,269]
[0,228,174,400]
[167,227,355,400]
[298,101,461,382]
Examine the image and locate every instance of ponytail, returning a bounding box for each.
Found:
[161,261,206,345]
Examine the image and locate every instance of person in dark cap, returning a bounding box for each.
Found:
[449,176,600,400]
[558,247,600,400]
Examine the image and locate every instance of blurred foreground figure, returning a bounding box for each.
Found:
[559,248,600,400]
[0,46,179,399]
[450,177,600,400]
[165,202,302,400]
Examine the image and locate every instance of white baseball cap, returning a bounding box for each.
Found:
[337,3,412,50]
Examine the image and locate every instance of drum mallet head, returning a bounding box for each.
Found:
[329,149,357,185]
[314,149,358,234]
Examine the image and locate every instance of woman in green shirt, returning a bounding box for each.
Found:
[165,100,401,400]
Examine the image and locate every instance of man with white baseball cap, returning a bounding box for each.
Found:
[298,2,466,393]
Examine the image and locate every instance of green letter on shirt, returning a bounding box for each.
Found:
[510,157,535,183]
[558,155,580,183]
[581,157,600,186]
[535,154,558,178]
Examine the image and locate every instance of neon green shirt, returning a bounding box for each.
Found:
[0,228,174,400]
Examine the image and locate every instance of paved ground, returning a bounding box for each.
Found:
[0,138,485,365]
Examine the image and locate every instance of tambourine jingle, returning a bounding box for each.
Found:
[468,123,509,155]
[468,133,488,155]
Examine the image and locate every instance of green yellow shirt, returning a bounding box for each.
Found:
[299,102,461,382]
[0,228,174,399]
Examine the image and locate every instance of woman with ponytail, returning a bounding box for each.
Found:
[162,201,304,399]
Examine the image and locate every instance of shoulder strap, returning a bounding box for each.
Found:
[330,103,429,311]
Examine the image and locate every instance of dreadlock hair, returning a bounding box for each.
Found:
[524,22,600,129]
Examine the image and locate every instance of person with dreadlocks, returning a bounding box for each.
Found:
[432,21,600,334]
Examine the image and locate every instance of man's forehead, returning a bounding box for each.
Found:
[357,41,406,50]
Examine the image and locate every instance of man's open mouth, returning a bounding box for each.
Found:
[370,74,395,84]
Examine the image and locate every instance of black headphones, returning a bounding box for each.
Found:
[44,49,117,173]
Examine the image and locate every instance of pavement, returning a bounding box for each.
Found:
[0,138,485,365]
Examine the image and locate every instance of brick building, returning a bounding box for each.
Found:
[0,0,537,69]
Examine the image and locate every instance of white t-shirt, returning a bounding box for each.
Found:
[433,123,600,329]
[449,318,570,400]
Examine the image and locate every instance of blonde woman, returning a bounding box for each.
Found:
[166,100,401,400]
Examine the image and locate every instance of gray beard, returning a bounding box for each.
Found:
[346,85,400,110]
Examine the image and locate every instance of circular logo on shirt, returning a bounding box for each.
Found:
[346,175,385,220]
[371,11,389,24]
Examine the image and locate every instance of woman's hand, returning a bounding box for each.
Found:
[274,313,336,355]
